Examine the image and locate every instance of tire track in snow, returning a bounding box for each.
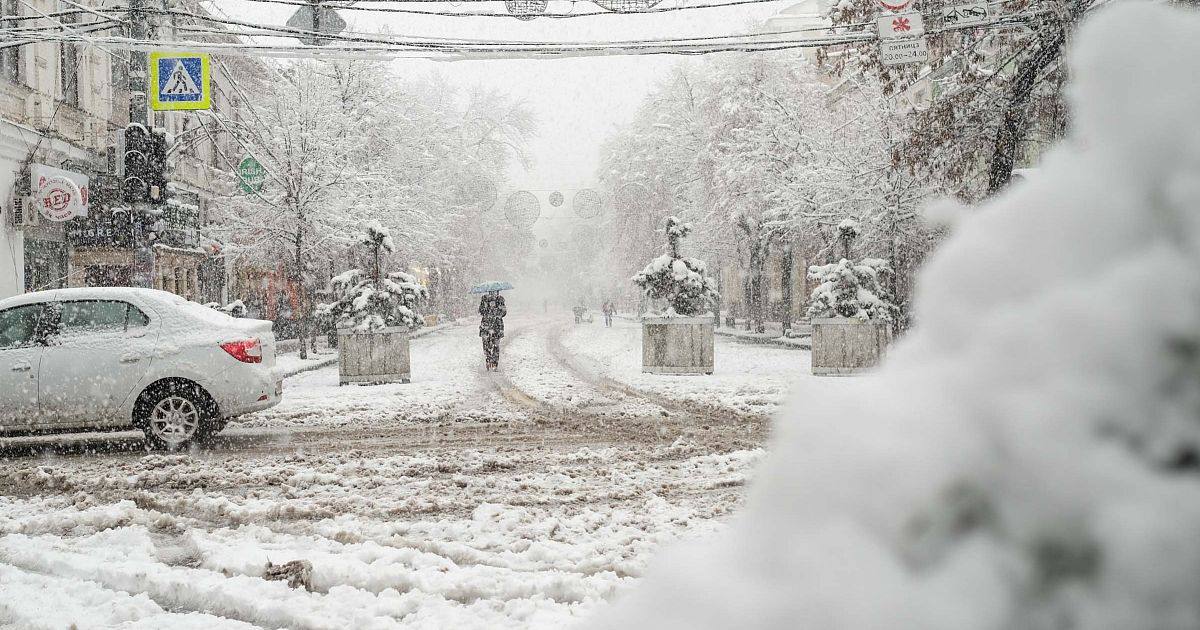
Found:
[491,318,767,452]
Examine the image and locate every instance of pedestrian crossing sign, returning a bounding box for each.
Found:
[149,52,211,111]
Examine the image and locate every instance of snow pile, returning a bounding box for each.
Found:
[593,6,1200,629]
[205,299,247,318]
[632,217,717,317]
[807,257,897,322]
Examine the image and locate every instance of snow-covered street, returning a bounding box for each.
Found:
[0,317,834,629]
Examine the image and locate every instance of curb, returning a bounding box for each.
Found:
[615,314,811,351]
[279,322,456,378]
[714,328,812,351]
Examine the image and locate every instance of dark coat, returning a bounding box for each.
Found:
[479,293,506,338]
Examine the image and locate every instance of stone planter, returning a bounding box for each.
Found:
[338,327,411,385]
[810,317,890,376]
[642,316,714,375]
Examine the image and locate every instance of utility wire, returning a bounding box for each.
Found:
[209,0,793,19]
[156,8,876,47]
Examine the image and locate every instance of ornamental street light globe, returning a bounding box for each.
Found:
[593,0,663,12]
[572,189,602,219]
[505,0,548,20]
[503,190,541,228]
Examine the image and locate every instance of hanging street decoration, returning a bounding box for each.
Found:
[503,190,541,228]
[572,189,602,218]
[455,170,498,215]
[613,182,651,214]
[593,0,664,12]
[504,0,548,20]
[149,52,210,111]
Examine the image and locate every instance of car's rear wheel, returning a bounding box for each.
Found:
[136,381,217,450]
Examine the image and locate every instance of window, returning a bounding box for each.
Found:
[127,306,150,328]
[1,0,22,84]
[0,304,45,350]
[49,300,150,337]
[58,7,79,106]
[59,300,129,332]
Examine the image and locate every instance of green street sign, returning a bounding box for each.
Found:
[237,156,266,194]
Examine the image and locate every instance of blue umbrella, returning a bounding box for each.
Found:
[469,281,514,294]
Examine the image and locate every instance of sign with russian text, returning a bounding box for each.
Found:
[880,37,931,65]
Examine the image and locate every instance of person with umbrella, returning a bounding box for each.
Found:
[472,281,511,371]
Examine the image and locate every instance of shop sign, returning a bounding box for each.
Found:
[66,211,133,248]
[36,176,83,222]
[31,164,89,218]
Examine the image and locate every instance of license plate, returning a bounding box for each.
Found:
[275,381,283,396]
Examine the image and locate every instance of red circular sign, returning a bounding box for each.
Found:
[37,175,82,222]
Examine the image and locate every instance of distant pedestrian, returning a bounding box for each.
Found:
[479,290,506,371]
[602,301,615,327]
[573,304,585,324]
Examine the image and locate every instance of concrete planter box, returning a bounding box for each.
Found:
[642,316,714,375]
[810,317,890,376]
[338,327,411,385]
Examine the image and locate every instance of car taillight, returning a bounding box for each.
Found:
[220,339,262,364]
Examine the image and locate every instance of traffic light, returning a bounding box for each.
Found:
[123,125,167,203]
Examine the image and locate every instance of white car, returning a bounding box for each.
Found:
[0,287,282,449]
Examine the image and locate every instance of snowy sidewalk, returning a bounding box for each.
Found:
[559,319,862,418]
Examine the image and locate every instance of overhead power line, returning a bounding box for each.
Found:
[213,0,794,18]
[3,3,1040,61]
[148,6,876,46]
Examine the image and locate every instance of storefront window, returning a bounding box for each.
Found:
[23,239,67,292]
[83,265,132,287]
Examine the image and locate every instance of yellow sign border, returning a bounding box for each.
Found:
[148,52,211,111]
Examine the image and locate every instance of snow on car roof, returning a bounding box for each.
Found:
[0,287,185,310]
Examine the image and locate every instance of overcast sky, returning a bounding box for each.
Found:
[219,0,792,233]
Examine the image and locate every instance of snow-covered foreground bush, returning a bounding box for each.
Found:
[593,6,1200,629]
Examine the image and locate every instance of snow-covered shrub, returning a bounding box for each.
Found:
[317,223,428,332]
[807,257,898,322]
[632,216,717,316]
[592,6,1200,629]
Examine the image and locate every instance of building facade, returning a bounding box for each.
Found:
[0,0,257,302]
